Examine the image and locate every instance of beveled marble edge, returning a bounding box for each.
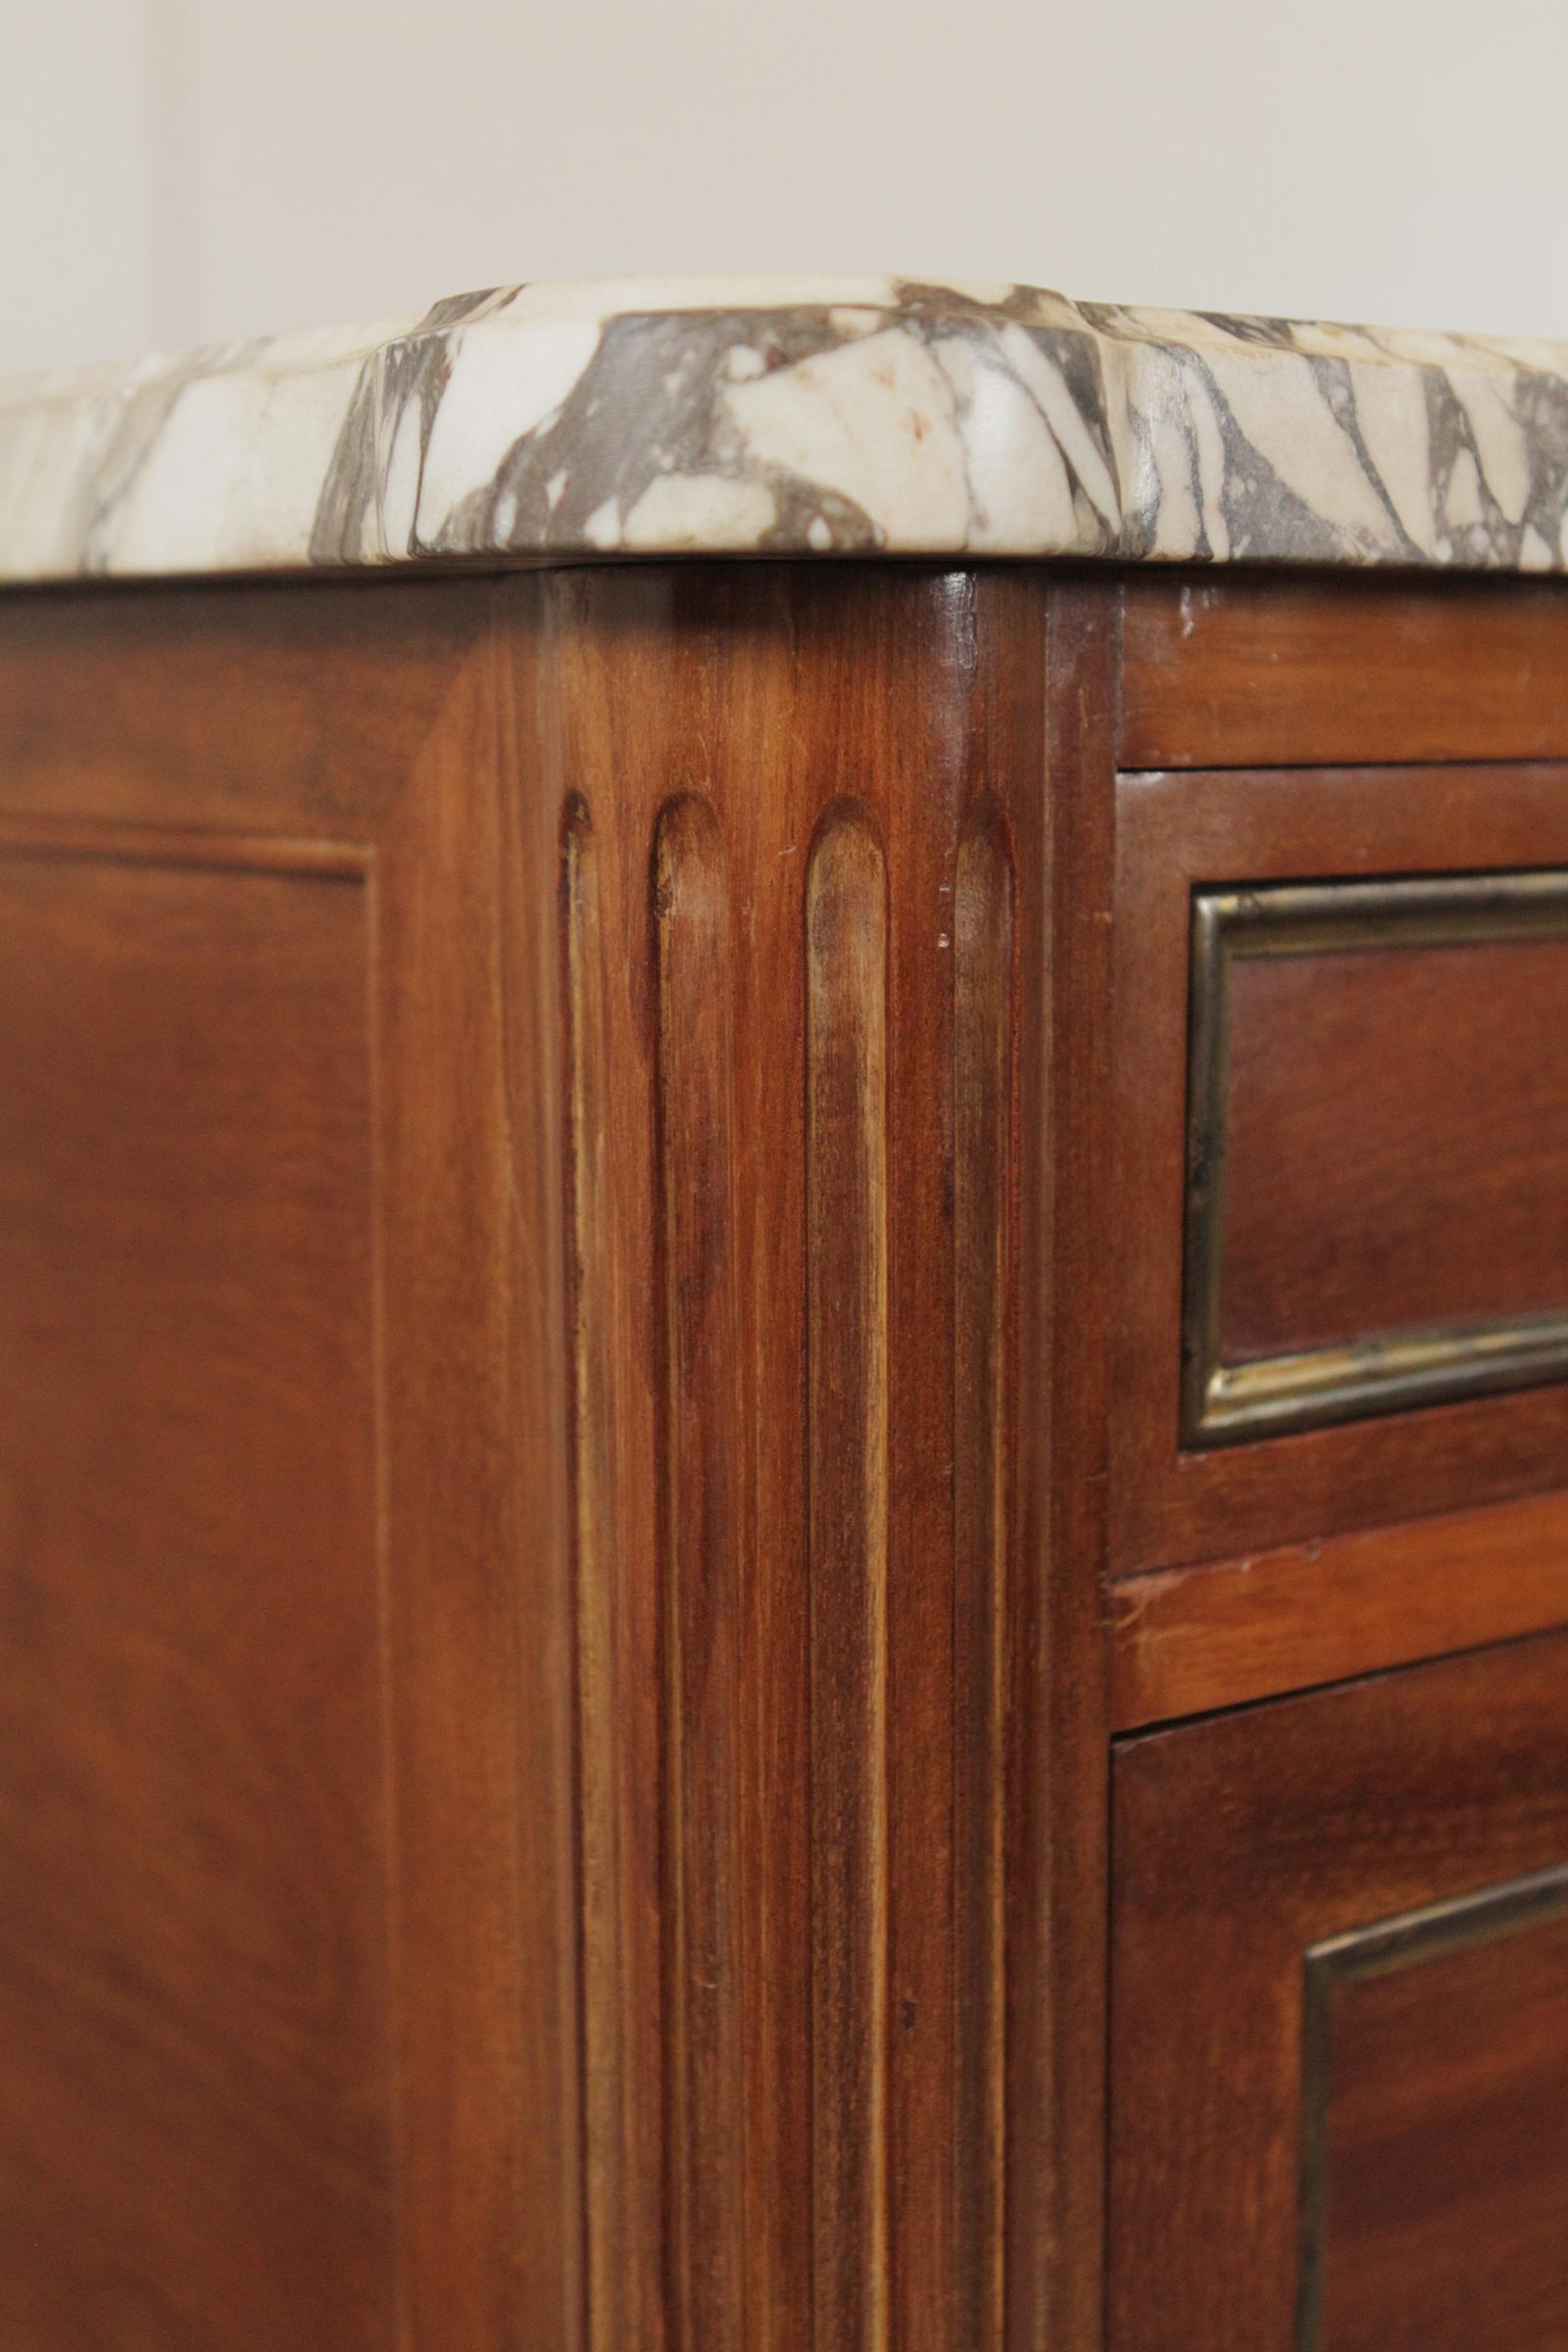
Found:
[3,273,1567,580]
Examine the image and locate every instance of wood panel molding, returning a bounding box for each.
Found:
[0,816,370,878]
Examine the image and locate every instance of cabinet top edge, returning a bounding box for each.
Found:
[3,273,1567,586]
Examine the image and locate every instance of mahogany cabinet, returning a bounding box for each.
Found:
[3,552,1568,2352]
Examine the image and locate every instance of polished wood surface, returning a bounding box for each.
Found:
[522,564,1112,2350]
[0,582,583,2351]
[1109,1632,1568,2351]
[654,793,749,2350]
[1113,759,1568,1573]
[1112,1487,1568,1728]
[0,844,386,2350]
[4,558,1568,2349]
[1015,584,1119,2352]
[806,803,892,2352]
[951,805,1015,2350]
[1121,573,1568,767]
[1178,873,1568,1445]
[1221,926,1568,1360]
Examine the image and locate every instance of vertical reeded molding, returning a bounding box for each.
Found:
[952,806,1016,2351]
[560,796,624,2352]
[654,796,747,2351]
[805,802,891,2352]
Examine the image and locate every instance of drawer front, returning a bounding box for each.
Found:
[1113,760,1568,1572]
[1182,869,1568,1446]
[1109,1632,1568,2351]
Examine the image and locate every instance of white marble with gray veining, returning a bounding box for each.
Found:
[3,274,1567,580]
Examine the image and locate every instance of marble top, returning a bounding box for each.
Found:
[3,275,1567,582]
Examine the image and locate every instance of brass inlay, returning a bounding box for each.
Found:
[1298,1860,1568,2350]
[1182,871,1568,1446]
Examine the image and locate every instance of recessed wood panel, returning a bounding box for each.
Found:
[0,575,589,2351]
[1302,1870,1568,2352]
[0,848,390,2350]
[1113,762,1568,1572]
[1184,873,1568,1444]
[1224,933,1568,1357]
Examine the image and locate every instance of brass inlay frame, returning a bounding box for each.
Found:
[1182,871,1568,1446]
[1297,1859,1568,2349]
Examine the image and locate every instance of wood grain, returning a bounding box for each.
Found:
[1305,1876,1568,2352]
[0,579,586,2351]
[0,559,1128,2347]
[561,796,645,2352]
[1112,1488,1568,1727]
[1220,926,1568,1363]
[0,847,388,2352]
[655,795,748,2350]
[375,583,582,2351]
[1006,583,1118,2352]
[518,564,1092,2350]
[1112,759,1568,1574]
[807,802,891,2352]
[1121,573,1568,767]
[952,806,1015,2352]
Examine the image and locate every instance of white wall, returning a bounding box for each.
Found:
[3,0,1566,375]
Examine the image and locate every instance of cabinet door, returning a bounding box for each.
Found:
[1110,1631,1568,2351]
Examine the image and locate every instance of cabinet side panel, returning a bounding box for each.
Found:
[0,579,587,2352]
[0,849,393,2352]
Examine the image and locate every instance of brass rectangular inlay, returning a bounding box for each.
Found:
[1182,871,1568,1446]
